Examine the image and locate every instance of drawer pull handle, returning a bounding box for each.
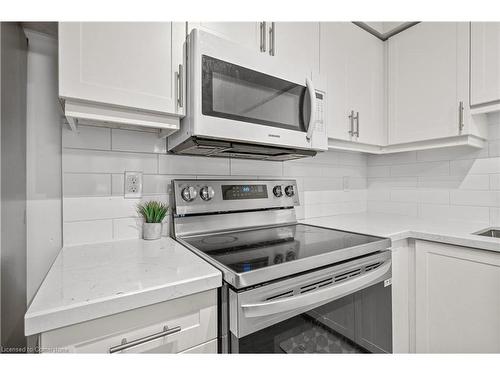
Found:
[109,325,181,353]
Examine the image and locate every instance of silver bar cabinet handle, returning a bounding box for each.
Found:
[109,325,181,353]
[269,22,275,56]
[177,64,183,109]
[260,22,266,52]
[458,101,464,132]
[348,110,355,136]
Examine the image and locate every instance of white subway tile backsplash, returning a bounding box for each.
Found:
[450,157,500,175]
[490,208,500,226]
[368,166,390,178]
[367,189,390,202]
[63,173,111,197]
[418,204,490,224]
[368,177,418,189]
[62,126,370,245]
[159,154,230,175]
[450,190,500,207]
[490,175,500,190]
[390,161,449,177]
[63,149,158,174]
[63,219,113,245]
[390,189,418,203]
[112,217,143,240]
[366,113,500,226]
[62,125,111,150]
[367,201,418,217]
[231,159,283,176]
[488,140,500,157]
[417,189,450,204]
[111,129,167,153]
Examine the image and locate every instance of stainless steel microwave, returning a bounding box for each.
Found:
[168,29,328,161]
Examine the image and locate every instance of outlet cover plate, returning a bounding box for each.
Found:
[124,171,143,199]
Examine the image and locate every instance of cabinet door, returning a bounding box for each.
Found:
[415,241,500,353]
[59,22,184,115]
[188,22,260,52]
[388,22,469,144]
[320,22,384,145]
[354,282,393,353]
[272,22,319,78]
[471,22,500,106]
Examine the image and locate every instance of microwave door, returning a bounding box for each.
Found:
[202,55,308,135]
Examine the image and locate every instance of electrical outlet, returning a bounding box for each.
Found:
[124,171,143,198]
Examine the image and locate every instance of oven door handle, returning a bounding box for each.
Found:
[305,77,316,142]
[241,261,390,318]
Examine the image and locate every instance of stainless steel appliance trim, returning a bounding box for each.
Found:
[241,262,390,317]
[173,209,298,238]
[175,222,391,289]
[233,250,391,337]
[305,77,317,141]
[109,326,181,353]
[173,179,300,216]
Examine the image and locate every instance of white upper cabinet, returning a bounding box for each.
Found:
[387,23,472,144]
[320,22,385,146]
[470,22,500,107]
[188,22,319,78]
[59,22,185,134]
[272,22,319,77]
[188,22,261,52]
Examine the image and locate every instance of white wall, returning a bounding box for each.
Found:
[367,113,500,226]
[25,30,62,303]
[61,127,367,245]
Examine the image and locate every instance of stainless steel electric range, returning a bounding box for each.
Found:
[171,179,392,354]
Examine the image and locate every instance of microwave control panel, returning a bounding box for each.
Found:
[315,91,325,133]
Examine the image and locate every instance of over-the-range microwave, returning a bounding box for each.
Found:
[168,29,328,161]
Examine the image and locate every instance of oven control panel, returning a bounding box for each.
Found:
[173,179,300,215]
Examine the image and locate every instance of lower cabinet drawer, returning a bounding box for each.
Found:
[40,289,217,353]
[179,339,217,354]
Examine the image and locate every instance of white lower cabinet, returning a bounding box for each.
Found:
[39,290,217,354]
[414,241,500,353]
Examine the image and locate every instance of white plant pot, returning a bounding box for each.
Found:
[143,223,162,240]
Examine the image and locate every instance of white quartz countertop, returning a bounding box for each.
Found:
[25,238,222,336]
[301,213,500,252]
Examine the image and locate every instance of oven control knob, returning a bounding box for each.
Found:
[284,185,295,197]
[273,185,283,197]
[181,186,197,202]
[200,186,215,201]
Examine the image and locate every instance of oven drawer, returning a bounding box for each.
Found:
[230,251,391,338]
[40,290,217,353]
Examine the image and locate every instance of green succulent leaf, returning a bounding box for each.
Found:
[136,201,169,223]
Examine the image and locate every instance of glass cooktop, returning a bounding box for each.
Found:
[182,224,384,274]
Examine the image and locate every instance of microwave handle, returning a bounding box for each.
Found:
[241,261,390,318]
[305,77,316,142]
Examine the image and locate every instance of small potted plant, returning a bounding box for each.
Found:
[137,201,169,240]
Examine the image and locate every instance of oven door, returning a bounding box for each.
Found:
[189,29,327,151]
[228,251,392,353]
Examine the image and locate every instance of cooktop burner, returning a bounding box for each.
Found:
[182,224,384,274]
